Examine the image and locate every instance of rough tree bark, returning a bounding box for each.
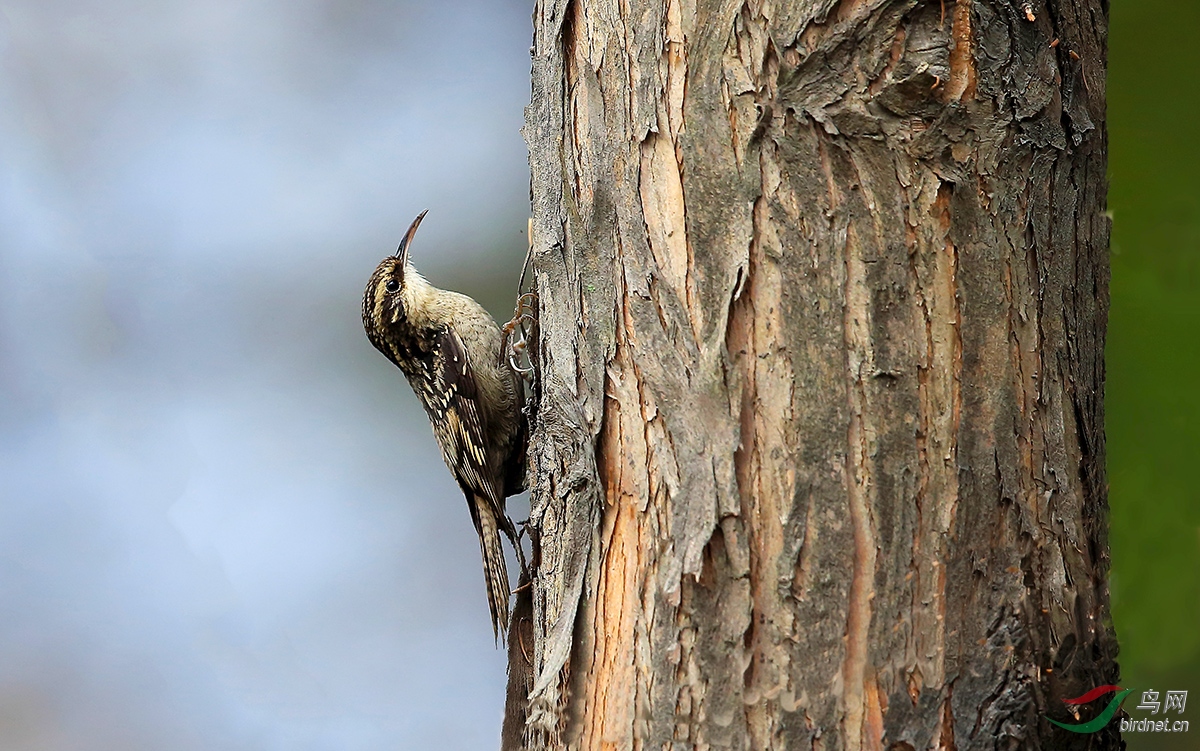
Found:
[510,0,1115,749]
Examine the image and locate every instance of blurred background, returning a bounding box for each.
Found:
[0,0,1194,749]
[1108,1,1200,749]
[0,1,531,749]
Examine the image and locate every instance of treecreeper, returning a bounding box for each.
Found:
[361,210,531,640]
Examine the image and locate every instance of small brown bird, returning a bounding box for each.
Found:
[361,211,526,639]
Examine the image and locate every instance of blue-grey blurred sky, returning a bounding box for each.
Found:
[0,1,532,748]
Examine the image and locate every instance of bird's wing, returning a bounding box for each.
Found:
[425,326,504,524]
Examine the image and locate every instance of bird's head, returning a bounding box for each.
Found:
[362,209,428,352]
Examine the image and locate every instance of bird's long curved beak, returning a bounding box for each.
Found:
[395,209,429,267]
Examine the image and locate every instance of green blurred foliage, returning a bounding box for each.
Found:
[1108,0,1200,747]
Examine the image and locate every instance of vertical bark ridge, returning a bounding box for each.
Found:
[842,219,878,751]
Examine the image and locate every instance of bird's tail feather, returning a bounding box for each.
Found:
[475,496,510,641]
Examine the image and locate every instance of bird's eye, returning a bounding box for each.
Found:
[385,279,400,293]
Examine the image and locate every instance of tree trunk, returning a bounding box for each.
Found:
[512,0,1115,749]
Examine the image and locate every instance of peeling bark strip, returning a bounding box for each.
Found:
[518,0,1115,749]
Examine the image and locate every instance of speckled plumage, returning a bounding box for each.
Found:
[362,212,525,639]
